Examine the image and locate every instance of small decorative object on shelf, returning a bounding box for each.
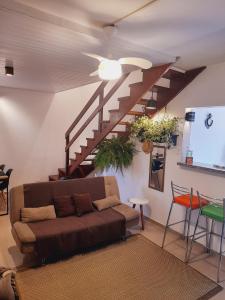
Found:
[185,149,193,165]
[185,111,195,122]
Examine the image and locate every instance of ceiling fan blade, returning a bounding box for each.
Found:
[119,57,152,69]
[82,52,106,62]
[89,70,99,77]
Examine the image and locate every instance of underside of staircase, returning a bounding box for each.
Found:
[49,64,206,181]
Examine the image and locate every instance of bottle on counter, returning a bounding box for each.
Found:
[186,149,193,165]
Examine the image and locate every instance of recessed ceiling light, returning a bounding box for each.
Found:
[5,66,14,76]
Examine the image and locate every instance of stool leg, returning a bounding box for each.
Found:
[6,186,9,215]
[186,210,200,263]
[140,205,144,230]
[162,202,174,248]
[217,222,225,283]
[183,208,188,240]
[205,217,210,253]
[208,219,215,254]
[186,209,192,242]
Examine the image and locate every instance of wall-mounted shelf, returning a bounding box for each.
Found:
[177,162,225,177]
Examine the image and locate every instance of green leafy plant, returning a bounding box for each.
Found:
[131,115,179,146]
[94,136,137,174]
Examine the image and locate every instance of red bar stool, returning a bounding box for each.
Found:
[162,181,208,260]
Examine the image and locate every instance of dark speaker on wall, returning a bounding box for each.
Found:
[185,111,195,122]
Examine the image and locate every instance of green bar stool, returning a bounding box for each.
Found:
[187,192,225,282]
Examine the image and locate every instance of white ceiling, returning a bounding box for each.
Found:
[0,0,225,92]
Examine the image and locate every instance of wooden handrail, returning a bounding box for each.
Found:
[65,72,129,152]
[65,80,108,137]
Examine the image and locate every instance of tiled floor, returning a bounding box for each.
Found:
[0,215,224,299]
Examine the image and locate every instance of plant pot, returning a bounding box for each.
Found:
[142,141,153,154]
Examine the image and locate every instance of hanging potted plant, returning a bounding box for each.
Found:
[131,115,179,153]
[94,136,137,174]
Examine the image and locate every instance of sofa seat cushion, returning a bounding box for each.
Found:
[112,204,139,222]
[13,222,36,243]
[24,209,125,258]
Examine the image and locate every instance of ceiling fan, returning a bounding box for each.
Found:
[83,52,153,80]
[83,25,152,80]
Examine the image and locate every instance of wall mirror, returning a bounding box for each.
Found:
[149,145,166,192]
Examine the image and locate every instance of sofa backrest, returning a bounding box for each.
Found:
[9,176,120,225]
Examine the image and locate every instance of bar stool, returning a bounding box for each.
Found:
[162,181,208,260]
[187,192,225,282]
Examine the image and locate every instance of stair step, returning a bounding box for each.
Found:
[111,130,128,134]
[119,121,131,126]
[75,152,81,158]
[58,168,66,176]
[80,145,87,151]
[126,110,144,116]
[86,137,94,141]
[150,84,169,92]
[111,131,129,137]
[109,109,119,114]
[163,68,186,80]
[118,96,130,102]
[129,82,143,88]
[84,158,94,161]
[49,175,59,181]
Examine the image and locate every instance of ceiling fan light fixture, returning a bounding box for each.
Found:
[98,60,122,80]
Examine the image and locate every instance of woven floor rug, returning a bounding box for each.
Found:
[16,235,222,300]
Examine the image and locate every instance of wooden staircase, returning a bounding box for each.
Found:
[49,64,206,181]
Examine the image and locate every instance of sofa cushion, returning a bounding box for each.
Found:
[73,193,94,216]
[21,205,56,223]
[93,195,121,211]
[13,222,36,243]
[112,204,139,222]
[53,195,75,217]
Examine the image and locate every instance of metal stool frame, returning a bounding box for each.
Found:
[162,181,197,260]
[187,192,225,283]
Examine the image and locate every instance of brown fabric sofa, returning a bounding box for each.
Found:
[9,176,139,257]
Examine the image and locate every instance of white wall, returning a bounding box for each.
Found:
[103,61,225,251]
[0,70,143,187]
[0,83,100,186]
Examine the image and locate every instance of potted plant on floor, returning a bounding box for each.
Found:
[94,136,137,174]
[131,115,179,153]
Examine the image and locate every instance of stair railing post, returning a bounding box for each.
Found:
[65,134,70,176]
[98,88,104,132]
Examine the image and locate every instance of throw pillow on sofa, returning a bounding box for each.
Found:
[73,193,94,216]
[93,195,121,211]
[53,195,76,217]
[21,205,56,223]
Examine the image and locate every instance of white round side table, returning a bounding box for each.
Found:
[129,198,149,230]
